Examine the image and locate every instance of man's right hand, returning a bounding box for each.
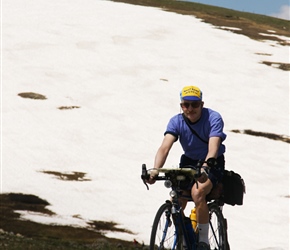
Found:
[146,169,159,184]
[147,176,156,184]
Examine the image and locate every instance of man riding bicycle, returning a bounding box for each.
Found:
[147,85,227,250]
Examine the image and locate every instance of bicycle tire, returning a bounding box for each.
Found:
[208,202,229,250]
[150,202,185,250]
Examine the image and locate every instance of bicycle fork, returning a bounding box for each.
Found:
[159,209,173,249]
[172,205,197,250]
[158,205,186,250]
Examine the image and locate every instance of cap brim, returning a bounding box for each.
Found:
[182,96,201,101]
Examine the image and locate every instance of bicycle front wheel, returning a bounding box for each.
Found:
[150,202,183,250]
[208,202,229,250]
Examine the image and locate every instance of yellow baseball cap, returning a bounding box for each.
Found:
[180,86,202,101]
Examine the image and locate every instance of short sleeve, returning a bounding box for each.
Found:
[209,113,227,141]
[164,115,180,141]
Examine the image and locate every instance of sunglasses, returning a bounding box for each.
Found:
[180,102,202,109]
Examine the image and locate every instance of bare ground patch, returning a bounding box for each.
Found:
[255,52,272,56]
[261,61,290,71]
[88,221,135,235]
[58,106,81,110]
[40,171,91,181]
[0,193,143,249]
[18,93,81,110]
[18,92,47,100]
[231,129,290,143]
[111,0,290,45]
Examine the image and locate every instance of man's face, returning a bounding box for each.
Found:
[180,101,204,123]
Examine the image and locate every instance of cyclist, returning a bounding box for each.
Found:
[147,85,226,250]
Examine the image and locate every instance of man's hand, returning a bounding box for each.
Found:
[147,176,156,184]
[197,167,209,183]
[146,169,159,185]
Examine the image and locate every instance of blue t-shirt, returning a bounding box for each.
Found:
[165,108,226,160]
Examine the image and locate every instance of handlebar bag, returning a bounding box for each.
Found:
[222,170,246,206]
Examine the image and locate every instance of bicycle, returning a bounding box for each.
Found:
[141,159,230,250]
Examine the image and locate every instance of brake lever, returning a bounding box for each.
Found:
[143,179,149,190]
[141,164,149,190]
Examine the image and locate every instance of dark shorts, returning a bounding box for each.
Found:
[179,154,225,190]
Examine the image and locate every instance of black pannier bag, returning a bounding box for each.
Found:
[222,170,246,206]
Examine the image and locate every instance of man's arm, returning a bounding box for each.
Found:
[199,136,221,183]
[147,133,176,184]
[205,136,221,161]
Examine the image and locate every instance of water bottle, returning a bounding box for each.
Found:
[190,208,198,232]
